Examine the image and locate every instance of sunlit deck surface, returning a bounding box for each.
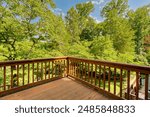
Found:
[0,78,112,100]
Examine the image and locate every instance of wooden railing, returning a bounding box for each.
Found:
[67,57,150,100]
[0,57,67,96]
[0,56,150,100]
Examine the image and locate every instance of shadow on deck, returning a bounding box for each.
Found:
[0,78,112,100]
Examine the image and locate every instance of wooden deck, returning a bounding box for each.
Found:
[0,78,112,100]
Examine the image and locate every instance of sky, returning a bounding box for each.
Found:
[53,0,150,22]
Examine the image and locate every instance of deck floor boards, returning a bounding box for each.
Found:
[0,78,113,100]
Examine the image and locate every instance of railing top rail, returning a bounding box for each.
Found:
[67,57,150,73]
[0,56,150,73]
[0,56,67,66]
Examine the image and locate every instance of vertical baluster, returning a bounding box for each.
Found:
[11,66,13,88]
[52,61,54,78]
[78,61,80,78]
[69,60,71,75]
[17,65,19,86]
[59,60,64,77]
[54,60,58,77]
[70,60,72,76]
[55,61,56,77]
[79,61,81,79]
[28,64,30,84]
[75,61,77,77]
[75,60,77,77]
[22,64,25,85]
[72,60,74,76]
[48,61,50,79]
[45,62,47,80]
[114,68,116,95]
[127,70,130,100]
[91,64,93,84]
[103,66,106,90]
[67,59,69,77]
[95,64,97,86]
[54,61,56,77]
[41,62,43,80]
[76,61,78,78]
[88,63,90,82]
[63,60,65,77]
[58,60,61,77]
[99,65,101,88]
[73,60,75,76]
[72,60,73,76]
[81,62,83,79]
[68,60,70,76]
[36,63,39,81]
[57,60,61,77]
[136,72,140,100]
[72,60,74,77]
[32,63,34,83]
[84,62,87,81]
[145,74,149,100]
[108,67,111,92]
[82,62,84,80]
[120,69,123,97]
[3,66,6,91]
[84,62,86,80]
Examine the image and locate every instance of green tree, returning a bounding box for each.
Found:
[80,17,97,41]
[90,35,117,61]
[65,2,94,43]
[0,0,69,60]
[128,5,150,65]
[101,0,135,59]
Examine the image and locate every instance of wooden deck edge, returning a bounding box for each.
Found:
[67,75,124,100]
[0,77,62,97]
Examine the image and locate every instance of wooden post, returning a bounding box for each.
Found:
[95,64,97,86]
[22,64,25,85]
[103,66,106,90]
[136,72,139,100]
[67,58,69,77]
[120,69,123,97]
[17,65,19,86]
[108,67,111,92]
[145,74,149,100]
[11,66,13,88]
[127,70,130,100]
[28,64,30,84]
[3,66,6,91]
[114,68,116,95]
[32,63,34,83]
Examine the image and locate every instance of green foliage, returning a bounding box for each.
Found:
[101,0,135,54]
[80,18,98,41]
[0,0,149,66]
[90,36,117,61]
[101,0,129,18]
[128,5,150,64]
[65,2,94,43]
[67,41,92,58]
[0,0,69,60]
[116,53,135,63]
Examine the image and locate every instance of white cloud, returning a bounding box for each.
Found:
[54,8,63,12]
[91,0,104,5]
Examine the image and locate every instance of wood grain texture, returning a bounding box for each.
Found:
[0,78,112,100]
